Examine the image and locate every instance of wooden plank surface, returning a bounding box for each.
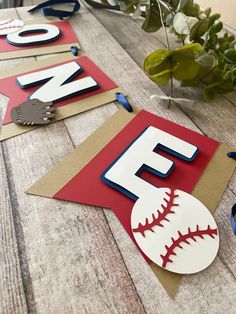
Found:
[0,3,236,314]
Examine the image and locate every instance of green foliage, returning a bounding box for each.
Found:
[93,0,236,101]
[144,43,203,84]
[142,0,162,32]
[142,0,235,101]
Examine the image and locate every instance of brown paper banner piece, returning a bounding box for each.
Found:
[27,107,236,297]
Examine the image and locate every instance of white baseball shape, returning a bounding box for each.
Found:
[131,188,219,274]
[0,19,24,36]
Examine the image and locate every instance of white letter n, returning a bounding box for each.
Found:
[17,61,98,102]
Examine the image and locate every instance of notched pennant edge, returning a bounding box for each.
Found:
[26,106,236,298]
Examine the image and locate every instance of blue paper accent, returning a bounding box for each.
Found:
[28,0,80,20]
[101,126,198,201]
[115,92,133,112]
[228,151,236,160]
[71,46,79,56]
[231,204,236,235]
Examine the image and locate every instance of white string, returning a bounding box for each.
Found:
[150,94,195,105]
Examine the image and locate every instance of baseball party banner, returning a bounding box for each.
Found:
[27,107,236,297]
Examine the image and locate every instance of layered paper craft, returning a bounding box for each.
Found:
[0,53,124,141]
[27,107,236,297]
[0,20,80,60]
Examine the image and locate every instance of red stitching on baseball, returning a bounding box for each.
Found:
[0,25,22,31]
[132,189,179,237]
[0,20,13,26]
[160,225,218,268]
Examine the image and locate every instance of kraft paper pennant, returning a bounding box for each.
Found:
[27,107,236,297]
[0,19,80,60]
[0,53,124,141]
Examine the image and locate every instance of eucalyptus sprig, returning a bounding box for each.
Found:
[84,0,236,101]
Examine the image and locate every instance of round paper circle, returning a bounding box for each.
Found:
[0,19,24,36]
[131,188,219,274]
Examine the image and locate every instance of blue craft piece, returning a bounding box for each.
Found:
[115,92,133,112]
[227,151,236,160]
[28,0,80,19]
[231,204,236,235]
[71,46,79,56]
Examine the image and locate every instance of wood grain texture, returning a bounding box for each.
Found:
[0,7,35,314]
[0,6,145,314]
[0,145,28,314]
[0,3,235,314]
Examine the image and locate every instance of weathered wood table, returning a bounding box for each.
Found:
[0,3,236,314]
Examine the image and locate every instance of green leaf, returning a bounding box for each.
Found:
[192,3,200,17]
[182,52,217,86]
[143,49,172,85]
[209,13,221,26]
[173,12,198,35]
[124,4,136,14]
[174,43,203,54]
[182,0,194,16]
[177,0,189,11]
[190,19,209,41]
[211,21,223,33]
[173,59,200,80]
[230,40,236,49]
[148,67,172,85]
[229,36,235,42]
[166,13,174,26]
[208,33,218,47]
[143,49,172,73]
[204,7,211,17]
[142,3,162,32]
[204,87,216,101]
[224,48,236,62]
[219,41,230,52]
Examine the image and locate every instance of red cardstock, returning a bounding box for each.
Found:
[0,21,78,53]
[53,110,220,262]
[0,56,117,125]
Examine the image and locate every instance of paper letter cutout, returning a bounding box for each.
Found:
[0,21,80,61]
[102,126,198,200]
[131,187,219,274]
[7,24,61,46]
[27,108,236,296]
[17,61,99,103]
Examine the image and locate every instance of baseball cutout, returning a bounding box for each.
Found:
[131,188,219,274]
[0,19,24,36]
